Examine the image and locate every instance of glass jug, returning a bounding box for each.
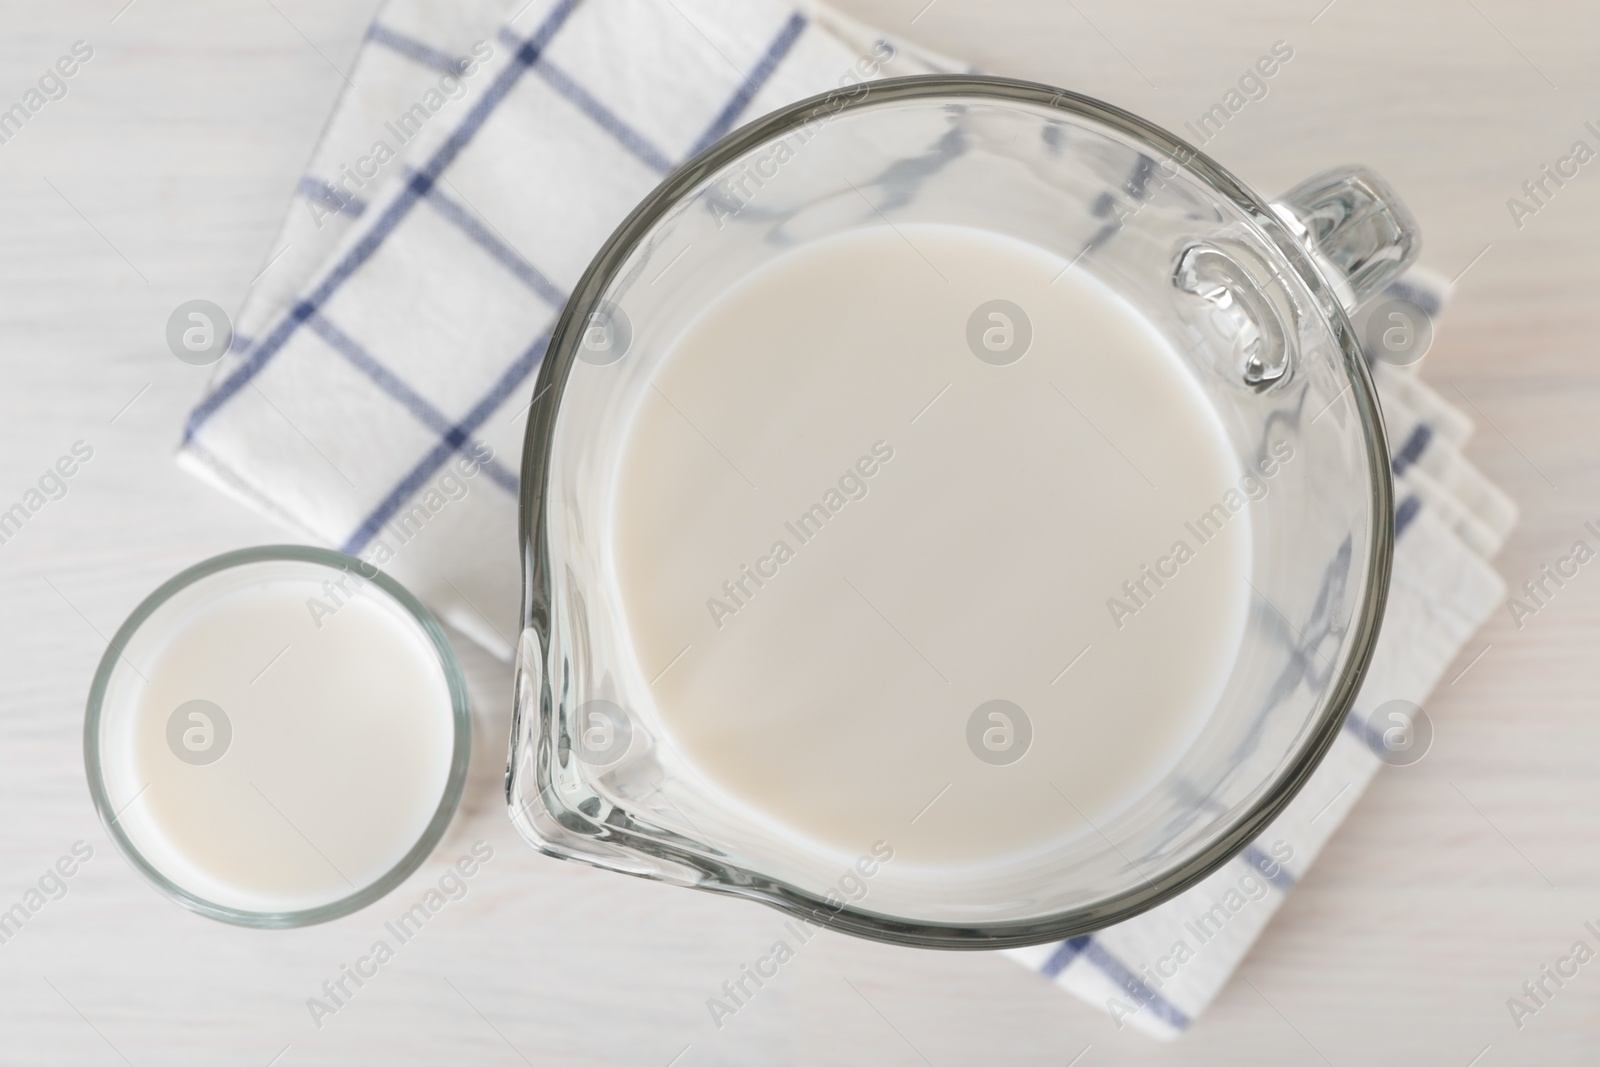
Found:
[508,75,1412,949]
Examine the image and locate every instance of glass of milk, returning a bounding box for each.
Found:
[510,76,1416,947]
[85,547,471,926]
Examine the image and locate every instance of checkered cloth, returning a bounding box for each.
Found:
[176,0,1515,1039]
[179,0,955,656]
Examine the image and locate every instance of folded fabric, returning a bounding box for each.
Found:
[178,0,1515,1038]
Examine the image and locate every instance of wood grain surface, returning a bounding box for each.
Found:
[1,1,1597,1063]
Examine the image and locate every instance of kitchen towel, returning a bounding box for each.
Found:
[177,0,1516,1039]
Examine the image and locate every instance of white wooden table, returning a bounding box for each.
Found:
[1,1,1596,1063]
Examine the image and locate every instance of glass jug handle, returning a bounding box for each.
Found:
[1271,165,1421,315]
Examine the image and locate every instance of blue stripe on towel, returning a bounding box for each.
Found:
[419,179,567,306]
[1344,709,1383,752]
[341,329,551,553]
[303,312,519,493]
[1241,844,1296,891]
[485,23,674,173]
[534,60,675,173]
[1039,936,1195,1030]
[297,175,368,219]
[688,12,808,156]
[1081,939,1192,1030]
[1345,688,1418,757]
[184,0,585,444]
[1394,493,1421,538]
[1383,276,1443,319]
[1041,935,1091,978]
[367,23,472,76]
[1391,423,1432,476]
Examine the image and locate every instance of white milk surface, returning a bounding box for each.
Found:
[97,562,457,914]
[611,223,1255,873]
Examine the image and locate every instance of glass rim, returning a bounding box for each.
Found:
[516,73,1395,948]
[83,544,473,929]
